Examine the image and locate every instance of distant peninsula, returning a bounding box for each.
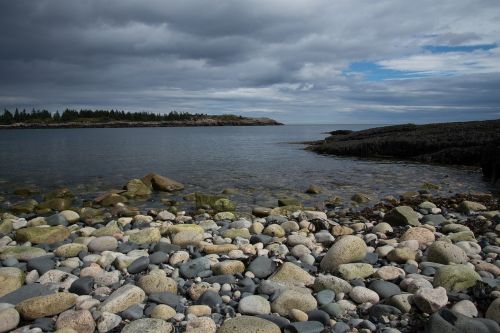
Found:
[307,119,500,187]
[0,108,283,128]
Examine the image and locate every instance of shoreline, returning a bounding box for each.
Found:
[0,118,283,129]
[0,172,499,332]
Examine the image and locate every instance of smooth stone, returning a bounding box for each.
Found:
[320,235,367,273]
[0,307,20,333]
[452,299,478,317]
[97,312,122,332]
[428,308,498,333]
[54,243,87,258]
[55,309,95,333]
[313,274,352,294]
[99,285,146,314]
[256,314,290,329]
[150,304,176,320]
[197,290,222,308]
[120,304,144,320]
[284,321,324,333]
[179,257,211,278]
[486,297,500,324]
[433,264,481,292]
[153,243,180,254]
[0,267,25,297]
[121,318,173,333]
[149,292,181,308]
[316,289,335,306]
[384,206,420,226]
[127,228,161,244]
[414,287,448,313]
[248,256,277,278]
[268,262,314,287]
[0,283,58,305]
[400,227,435,245]
[46,214,68,226]
[238,295,271,315]
[369,280,401,299]
[69,276,94,295]
[427,241,468,265]
[0,246,47,261]
[271,290,317,316]
[149,251,168,264]
[338,263,374,280]
[423,214,446,225]
[88,237,118,252]
[218,316,281,333]
[307,310,330,326]
[15,292,77,319]
[349,286,380,304]
[333,322,351,333]
[213,260,245,275]
[138,272,177,294]
[127,256,150,274]
[15,226,70,244]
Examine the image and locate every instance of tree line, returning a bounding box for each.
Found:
[0,108,226,124]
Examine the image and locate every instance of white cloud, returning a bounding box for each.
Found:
[378,47,500,75]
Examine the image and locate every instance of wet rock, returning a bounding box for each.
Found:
[142,173,184,192]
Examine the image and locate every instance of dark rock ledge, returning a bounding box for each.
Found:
[307,119,500,188]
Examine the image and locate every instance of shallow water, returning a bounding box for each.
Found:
[0,125,494,211]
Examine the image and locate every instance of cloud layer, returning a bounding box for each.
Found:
[1,0,499,123]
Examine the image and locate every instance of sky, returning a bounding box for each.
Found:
[0,1,499,124]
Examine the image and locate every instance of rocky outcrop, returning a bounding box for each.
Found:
[308,120,500,182]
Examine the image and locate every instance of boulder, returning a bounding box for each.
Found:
[142,173,184,192]
[384,206,421,226]
[320,235,367,273]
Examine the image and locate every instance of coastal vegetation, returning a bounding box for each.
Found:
[0,108,243,124]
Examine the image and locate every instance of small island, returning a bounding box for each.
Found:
[0,108,283,128]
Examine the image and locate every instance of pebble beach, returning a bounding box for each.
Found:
[0,172,499,333]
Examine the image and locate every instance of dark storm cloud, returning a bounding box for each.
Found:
[0,0,499,123]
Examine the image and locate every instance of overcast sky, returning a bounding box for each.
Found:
[1,0,499,124]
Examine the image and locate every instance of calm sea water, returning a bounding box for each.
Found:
[0,125,493,210]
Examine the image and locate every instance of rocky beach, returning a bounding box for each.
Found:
[0,172,499,333]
